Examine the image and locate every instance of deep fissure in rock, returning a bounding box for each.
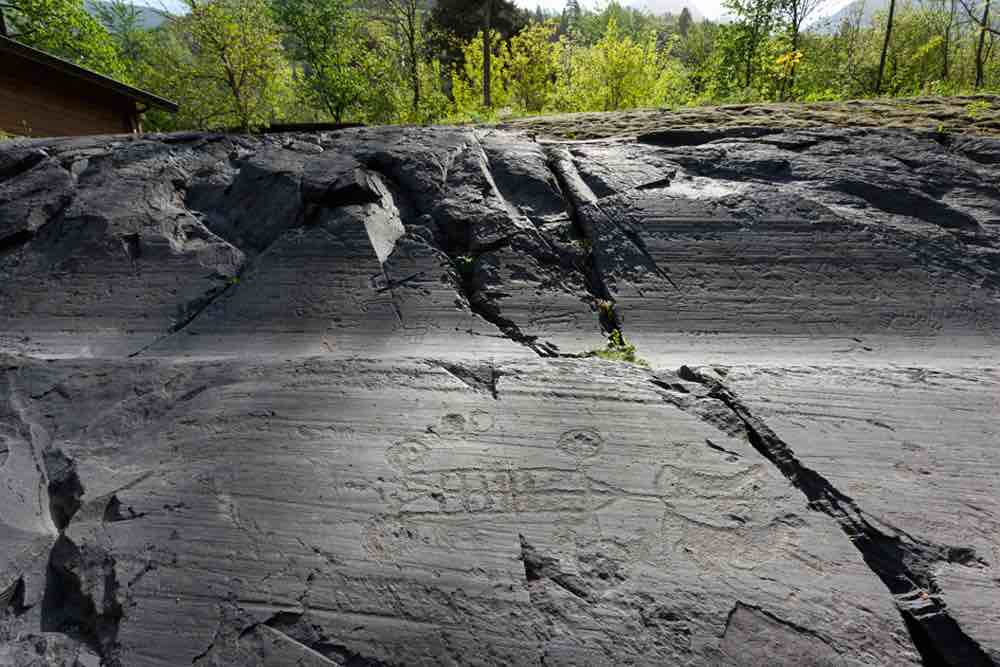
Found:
[0,228,34,256]
[43,449,84,532]
[675,366,995,667]
[244,609,392,666]
[519,534,594,602]
[544,147,623,334]
[41,535,123,666]
[358,154,560,356]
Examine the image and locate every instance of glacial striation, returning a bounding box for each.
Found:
[0,125,998,666]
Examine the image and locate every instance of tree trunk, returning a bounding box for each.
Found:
[789,26,799,93]
[409,9,420,116]
[0,10,7,37]
[943,0,955,79]
[976,0,991,88]
[483,0,493,108]
[876,0,896,94]
[784,5,800,101]
[745,28,754,88]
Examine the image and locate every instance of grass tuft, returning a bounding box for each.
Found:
[586,329,648,366]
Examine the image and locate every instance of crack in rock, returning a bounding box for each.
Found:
[1,576,27,615]
[519,534,594,602]
[102,494,148,523]
[676,366,996,667]
[637,127,781,147]
[237,610,392,666]
[431,361,502,399]
[546,146,677,300]
[43,449,84,532]
[41,535,123,667]
[720,601,847,664]
[0,147,48,183]
[0,228,33,256]
[128,278,237,358]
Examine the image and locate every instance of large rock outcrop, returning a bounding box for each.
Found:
[0,125,998,666]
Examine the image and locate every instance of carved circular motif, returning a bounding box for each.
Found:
[558,428,604,460]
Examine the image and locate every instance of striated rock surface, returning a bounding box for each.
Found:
[0,125,998,666]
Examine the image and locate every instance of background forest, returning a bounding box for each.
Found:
[2,0,999,131]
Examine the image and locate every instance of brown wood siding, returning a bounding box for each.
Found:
[0,55,138,137]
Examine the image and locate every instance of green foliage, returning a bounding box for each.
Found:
[586,329,648,366]
[452,30,510,117]
[554,17,687,112]
[504,22,559,112]
[966,99,991,119]
[145,0,292,131]
[271,0,367,122]
[93,0,148,68]
[426,0,527,75]
[5,0,999,133]
[452,254,476,281]
[3,0,126,79]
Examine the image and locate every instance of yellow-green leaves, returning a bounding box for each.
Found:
[452,29,510,117]
[146,0,291,131]
[505,22,559,112]
[554,18,689,113]
[4,0,126,79]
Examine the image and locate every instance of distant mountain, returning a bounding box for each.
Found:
[630,0,705,20]
[84,0,171,30]
[811,0,883,32]
[811,0,1000,33]
[519,0,705,21]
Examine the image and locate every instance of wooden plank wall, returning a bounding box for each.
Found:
[0,55,138,137]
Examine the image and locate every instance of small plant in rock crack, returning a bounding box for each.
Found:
[965,100,990,120]
[452,254,476,279]
[596,299,617,329]
[586,329,648,366]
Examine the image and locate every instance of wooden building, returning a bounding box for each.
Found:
[0,34,177,138]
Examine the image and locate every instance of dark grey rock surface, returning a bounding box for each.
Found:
[0,126,998,666]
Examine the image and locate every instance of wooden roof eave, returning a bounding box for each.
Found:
[0,35,179,113]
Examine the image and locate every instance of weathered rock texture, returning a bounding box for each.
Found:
[0,125,998,667]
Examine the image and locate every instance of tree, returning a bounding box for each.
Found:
[427,0,526,77]
[975,0,992,87]
[483,0,493,107]
[876,0,898,93]
[147,0,291,131]
[564,0,582,32]
[565,17,664,111]
[0,0,126,78]
[451,29,509,115]
[678,7,693,37]
[272,0,366,122]
[959,0,1000,88]
[778,0,821,96]
[939,0,957,79]
[505,21,559,111]
[379,0,423,116]
[724,0,778,89]
[94,0,150,68]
